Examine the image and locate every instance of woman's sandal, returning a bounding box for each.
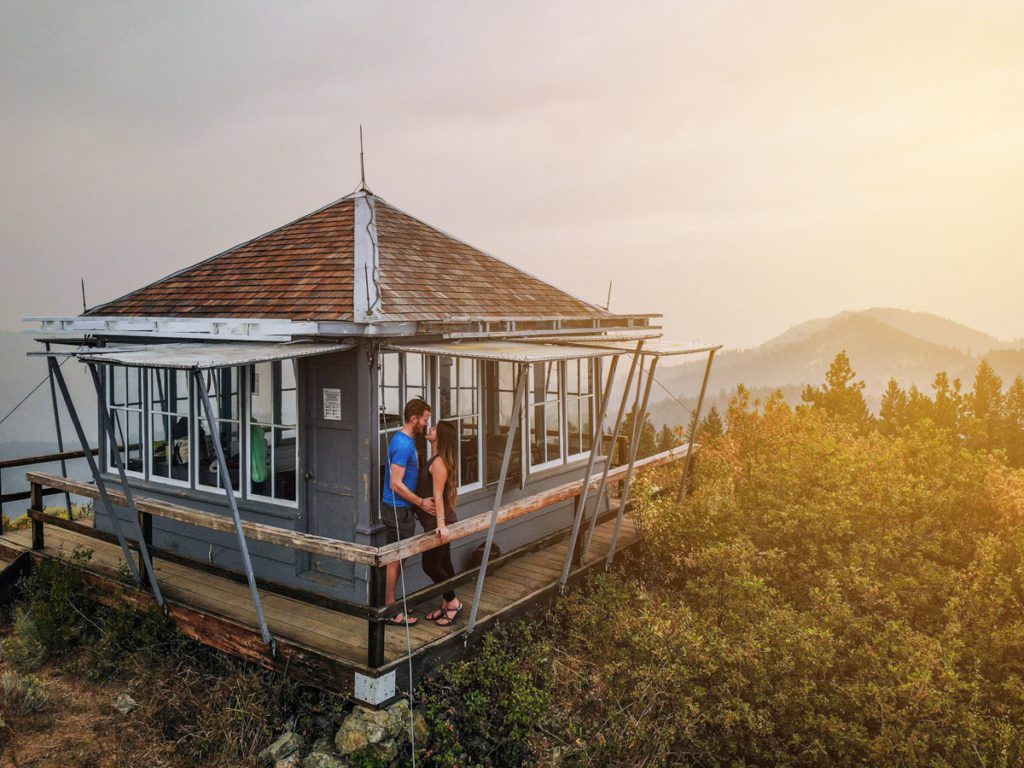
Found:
[387,612,419,626]
[435,603,464,627]
[425,606,445,621]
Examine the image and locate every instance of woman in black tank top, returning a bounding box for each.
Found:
[416,421,462,625]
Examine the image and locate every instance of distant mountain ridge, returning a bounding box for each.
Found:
[649,308,1024,428]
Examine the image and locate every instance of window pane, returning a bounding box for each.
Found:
[581,360,593,396]
[460,415,479,486]
[126,408,143,472]
[274,426,297,501]
[566,359,579,396]
[545,403,561,462]
[439,356,455,418]
[567,399,581,455]
[250,363,274,424]
[531,403,546,466]
[111,367,126,407]
[580,396,593,454]
[127,367,142,408]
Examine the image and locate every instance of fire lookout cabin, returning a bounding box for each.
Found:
[2,186,718,706]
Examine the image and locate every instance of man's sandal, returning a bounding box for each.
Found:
[387,613,419,626]
[435,603,463,627]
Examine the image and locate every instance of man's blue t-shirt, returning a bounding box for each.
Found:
[382,431,419,508]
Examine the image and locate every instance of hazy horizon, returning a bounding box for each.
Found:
[3,2,1023,349]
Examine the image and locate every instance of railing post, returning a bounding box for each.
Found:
[139,511,153,589]
[30,481,44,551]
[367,563,387,668]
[679,348,716,499]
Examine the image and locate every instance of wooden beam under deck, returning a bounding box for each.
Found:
[0,514,639,698]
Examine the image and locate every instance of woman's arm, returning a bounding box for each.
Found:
[431,461,451,543]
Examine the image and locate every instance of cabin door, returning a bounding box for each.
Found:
[302,354,356,581]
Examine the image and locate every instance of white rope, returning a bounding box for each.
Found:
[379,404,417,765]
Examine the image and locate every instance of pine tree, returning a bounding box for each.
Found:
[932,372,964,435]
[1003,375,1024,467]
[965,360,1004,452]
[879,378,909,435]
[657,424,680,452]
[698,406,725,442]
[906,384,933,426]
[616,404,659,462]
[801,351,872,429]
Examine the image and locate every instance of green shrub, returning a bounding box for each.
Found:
[18,545,97,655]
[1,608,46,671]
[1,671,49,714]
[418,622,553,768]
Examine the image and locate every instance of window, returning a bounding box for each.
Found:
[107,366,144,476]
[565,359,596,459]
[528,361,563,469]
[484,361,524,485]
[248,361,298,503]
[438,356,482,489]
[149,369,190,486]
[195,368,242,495]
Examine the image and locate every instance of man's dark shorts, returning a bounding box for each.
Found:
[382,503,417,544]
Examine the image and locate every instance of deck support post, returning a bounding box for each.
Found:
[87,364,165,605]
[678,348,716,499]
[44,343,73,519]
[30,481,44,550]
[193,369,274,653]
[466,364,527,639]
[581,341,644,558]
[367,564,387,668]
[558,353,620,592]
[605,356,658,568]
[47,357,144,586]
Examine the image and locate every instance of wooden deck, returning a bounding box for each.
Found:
[0,513,638,698]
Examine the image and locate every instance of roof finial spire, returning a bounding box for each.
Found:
[358,125,368,192]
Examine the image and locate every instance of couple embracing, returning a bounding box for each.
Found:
[382,398,463,628]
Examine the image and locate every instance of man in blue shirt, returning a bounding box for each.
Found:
[382,397,434,625]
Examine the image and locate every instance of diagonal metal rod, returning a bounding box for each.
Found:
[679,348,716,499]
[466,364,527,637]
[87,364,165,607]
[581,341,644,556]
[193,369,274,650]
[558,353,620,592]
[606,356,659,568]
[47,358,143,585]
[44,343,73,518]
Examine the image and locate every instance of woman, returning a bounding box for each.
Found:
[415,420,463,626]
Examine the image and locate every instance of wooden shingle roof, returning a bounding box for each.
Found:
[86,192,608,323]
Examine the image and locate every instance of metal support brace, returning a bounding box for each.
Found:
[581,341,644,557]
[678,348,716,499]
[44,343,73,518]
[87,364,165,607]
[47,358,143,585]
[466,364,527,638]
[605,356,658,568]
[558,353,620,592]
[193,369,275,652]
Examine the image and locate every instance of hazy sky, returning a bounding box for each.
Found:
[2,1,1022,348]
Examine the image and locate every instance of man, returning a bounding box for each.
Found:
[382,397,434,625]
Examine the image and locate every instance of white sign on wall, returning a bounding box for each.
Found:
[322,388,341,420]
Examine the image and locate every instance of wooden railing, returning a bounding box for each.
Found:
[0,448,100,528]
[21,444,689,668]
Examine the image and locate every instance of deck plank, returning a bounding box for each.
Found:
[0,513,640,684]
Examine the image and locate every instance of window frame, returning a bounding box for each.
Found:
[147,368,192,489]
[564,358,597,463]
[526,360,565,473]
[193,367,244,499]
[246,360,299,508]
[106,365,146,480]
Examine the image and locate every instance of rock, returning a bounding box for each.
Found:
[259,731,305,767]
[412,709,431,748]
[302,752,346,768]
[111,693,137,715]
[334,721,369,756]
[334,699,421,765]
